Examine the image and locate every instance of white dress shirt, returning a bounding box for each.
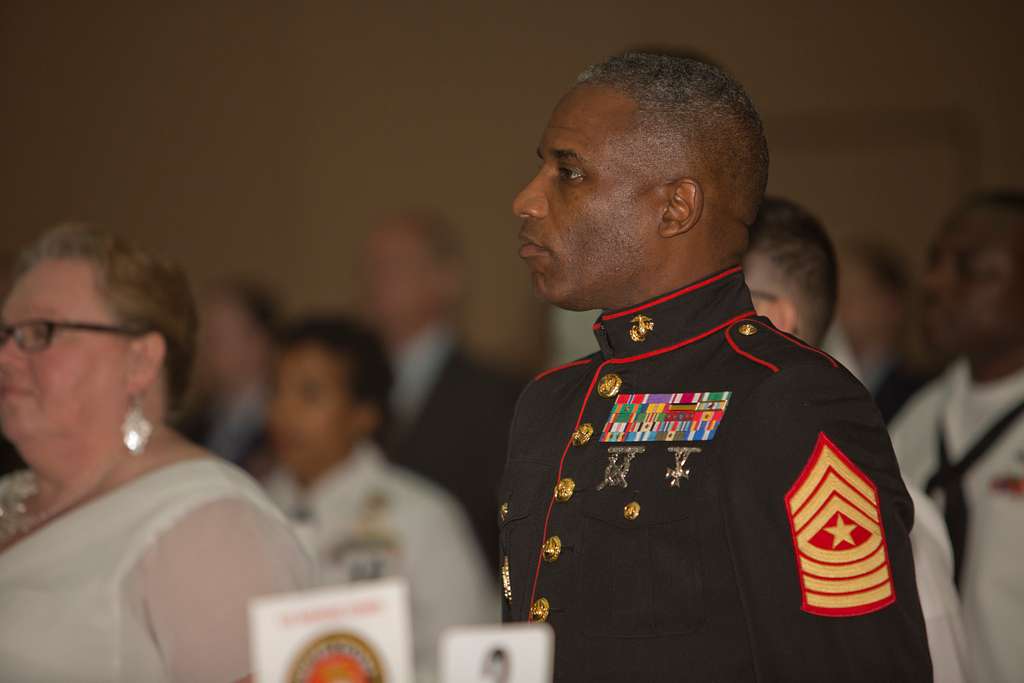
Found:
[891,359,1024,683]
[390,324,454,428]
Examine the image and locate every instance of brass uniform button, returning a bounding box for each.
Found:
[629,314,655,343]
[501,556,512,603]
[499,501,509,522]
[572,423,595,446]
[530,597,551,622]
[554,478,576,502]
[597,373,623,399]
[542,535,562,562]
[624,501,641,520]
[738,323,758,336]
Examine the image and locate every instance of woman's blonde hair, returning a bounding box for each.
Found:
[14,224,198,411]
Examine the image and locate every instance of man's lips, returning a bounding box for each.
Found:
[519,243,549,259]
[518,234,551,259]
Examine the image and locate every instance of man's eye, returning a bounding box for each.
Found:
[558,166,583,181]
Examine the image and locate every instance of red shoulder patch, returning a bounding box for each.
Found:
[784,432,895,617]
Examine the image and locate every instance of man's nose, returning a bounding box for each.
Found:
[922,254,955,302]
[922,253,946,289]
[512,172,548,220]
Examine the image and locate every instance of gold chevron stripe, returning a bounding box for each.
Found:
[791,471,879,529]
[802,564,891,594]
[805,582,892,610]
[787,444,875,512]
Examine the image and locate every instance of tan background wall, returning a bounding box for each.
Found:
[2,0,1022,371]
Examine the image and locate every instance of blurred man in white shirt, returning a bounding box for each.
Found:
[890,190,1024,683]
[265,316,496,681]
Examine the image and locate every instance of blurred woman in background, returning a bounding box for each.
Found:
[0,225,313,682]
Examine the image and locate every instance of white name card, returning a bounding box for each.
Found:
[249,577,414,683]
[439,622,554,683]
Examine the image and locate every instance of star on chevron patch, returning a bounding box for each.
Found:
[784,432,895,617]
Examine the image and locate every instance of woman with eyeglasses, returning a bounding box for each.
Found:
[0,225,314,683]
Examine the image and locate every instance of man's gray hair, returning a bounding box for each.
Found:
[576,52,769,223]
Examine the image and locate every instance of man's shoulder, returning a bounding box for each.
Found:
[721,318,866,402]
[519,352,603,397]
[517,318,863,405]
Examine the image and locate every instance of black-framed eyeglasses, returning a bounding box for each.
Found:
[0,319,147,353]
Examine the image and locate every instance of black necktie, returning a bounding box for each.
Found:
[926,398,1024,586]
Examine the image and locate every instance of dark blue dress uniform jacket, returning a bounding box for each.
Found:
[500,267,932,682]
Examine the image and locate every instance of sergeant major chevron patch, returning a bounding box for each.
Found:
[785,432,895,617]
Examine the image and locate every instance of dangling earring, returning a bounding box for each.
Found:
[122,396,153,455]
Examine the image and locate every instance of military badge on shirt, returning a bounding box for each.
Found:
[785,433,895,617]
[326,491,401,582]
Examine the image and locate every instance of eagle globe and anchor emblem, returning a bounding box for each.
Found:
[288,632,384,683]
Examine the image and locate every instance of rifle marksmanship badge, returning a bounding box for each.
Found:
[596,446,645,490]
[785,433,895,617]
[289,632,384,683]
[601,392,730,443]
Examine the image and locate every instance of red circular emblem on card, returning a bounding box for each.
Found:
[289,632,384,683]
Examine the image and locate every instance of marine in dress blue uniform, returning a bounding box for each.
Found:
[500,53,931,682]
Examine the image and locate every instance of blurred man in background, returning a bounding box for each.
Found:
[264,316,495,681]
[742,197,837,347]
[744,196,967,683]
[179,280,278,476]
[360,210,522,572]
[838,243,933,422]
[891,190,1024,683]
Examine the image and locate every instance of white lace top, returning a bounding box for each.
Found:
[0,457,315,683]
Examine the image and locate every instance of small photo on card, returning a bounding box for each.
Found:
[439,623,554,683]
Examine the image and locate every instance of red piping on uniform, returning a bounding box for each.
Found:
[725,324,780,373]
[599,266,743,321]
[606,310,756,365]
[527,365,604,620]
[761,325,838,368]
[525,308,755,620]
[533,358,593,382]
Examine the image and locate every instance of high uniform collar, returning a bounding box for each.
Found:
[591,265,755,360]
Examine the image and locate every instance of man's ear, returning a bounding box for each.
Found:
[126,332,167,396]
[659,178,704,238]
